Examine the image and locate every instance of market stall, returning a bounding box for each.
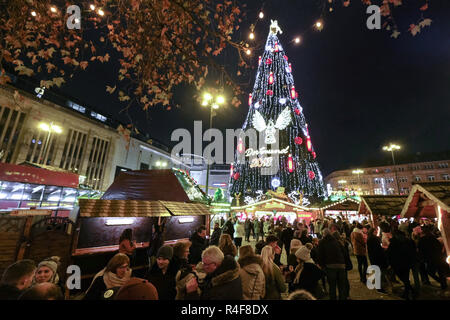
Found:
[321,198,361,222]
[400,182,450,264]
[69,168,211,291]
[358,195,408,227]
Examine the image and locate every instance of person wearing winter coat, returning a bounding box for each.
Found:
[209,223,222,246]
[281,224,294,256]
[233,220,245,249]
[84,253,132,300]
[317,228,347,300]
[244,218,253,242]
[351,224,368,284]
[290,245,325,298]
[367,228,391,293]
[185,246,243,300]
[263,220,271,237]
[299,229,312,245]
[259,218,265,241]
[260,245,287,300]
[386,230,417,300]
[418,227,448,290]
[33,256,64,295]
[189,225,208,265]
[172,240,191,276]
[222,219,235,240]
[145,246,177,300]
[219,233,238,258]
[253,218,261,242]
[332,232,352,299]
[237,245,265,300]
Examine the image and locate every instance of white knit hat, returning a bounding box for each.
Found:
[290,239,302,251]
[295,246,311,262]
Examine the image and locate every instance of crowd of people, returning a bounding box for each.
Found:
[0,215,448,300]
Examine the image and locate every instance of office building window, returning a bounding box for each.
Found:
[85,136,110,190]
[67,101,86,113]
[59,129,87,172]
[427,175,435,181]
[90,111,107,122]
[0,105,26,163]
[414,176,421,182]
[442,174,449,181]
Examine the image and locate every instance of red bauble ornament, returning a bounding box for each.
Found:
[312,152,317,159]
[308,171,315,180]
[266,89,273,96]
[266,58,272,65]
[294,108,301,115]
[237,138,244,154]
[274,42,279,52]
[294,137,303,145]
[233,172,240,180]
[290,86,297,99]
[283,55,288,61]
[288,63,292,73]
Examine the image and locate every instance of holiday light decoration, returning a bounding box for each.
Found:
[312,152,317,159]
[291,86,297,99]
[248,93,252,106]
[237,138,244,153]
[230,163,234,176]
[306,136,312,152]
[288,154,294,173]
[229,21,326,202]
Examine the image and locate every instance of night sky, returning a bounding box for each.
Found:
[58,0,450,177]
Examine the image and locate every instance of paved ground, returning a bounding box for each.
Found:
[240,237,450,300]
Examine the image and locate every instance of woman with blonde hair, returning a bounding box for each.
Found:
[84,253,132,300]
[219,233,238,258]
[260,245,286,299]
[238,245,265,300]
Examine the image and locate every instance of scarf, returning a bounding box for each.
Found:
[86,267,132,294]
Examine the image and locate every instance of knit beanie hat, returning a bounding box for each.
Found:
[115,277,159,300]
[290,239,302,251]
[295,246,311,262]
[156,245,173,260]
[36,256,60,284]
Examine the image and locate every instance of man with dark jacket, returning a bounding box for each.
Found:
[222,219,235,240]
[418,227,448,290]
[146,246,177,300]
[209,223,222,246]
[0,259,36,300]
[386,230,417,299]
[244,218,252,242]
[189,225,208,265]
[186,246,243,300]
[281,224,294,256]
[318,228,347,300]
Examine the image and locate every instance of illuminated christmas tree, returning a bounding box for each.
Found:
[229,21,326,204]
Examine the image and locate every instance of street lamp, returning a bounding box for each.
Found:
[38,122,62,165]
[352,169,364,194]
[155,160,167,169]
[201,92,225,197]
[383,143,401,194]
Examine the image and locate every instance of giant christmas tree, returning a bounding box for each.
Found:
[229,21,326,204]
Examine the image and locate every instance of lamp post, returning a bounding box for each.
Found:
[352,169,364,195]
[201,92,225,197]
[383,143,401,194]
[38,122,62,165]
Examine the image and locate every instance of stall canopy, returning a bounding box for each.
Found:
[78,199,210,217]
[322,198,360,212]
[101,169,208,203]
[358,195,408,218]
[400,182,450,219]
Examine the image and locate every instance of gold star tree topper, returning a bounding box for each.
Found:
[270,20,283,35]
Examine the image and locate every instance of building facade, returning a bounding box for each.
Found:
[0,83,189,192]
[325,160,450,196]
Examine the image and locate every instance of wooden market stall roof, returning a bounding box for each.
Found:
[78,199,211,217]
[358,195,408,217]
[321,198,360,212]
[101,169,208,203]
[400,182,450,219]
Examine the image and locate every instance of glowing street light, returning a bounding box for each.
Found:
[294,37,301,44]
[315,20,323,31]
[383,143,401,194]
[259,11,264,19]
[200,92,226,197]
[246,49,252,55]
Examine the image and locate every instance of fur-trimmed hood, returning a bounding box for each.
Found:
[238,255,262,269]
[209,255,240,288]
